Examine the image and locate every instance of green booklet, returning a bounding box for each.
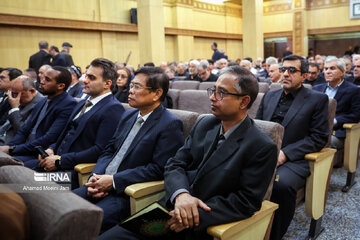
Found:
[120,202,171,239]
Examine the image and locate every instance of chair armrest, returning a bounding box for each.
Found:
[74,163,96,186]
[207,200,278,240]
[124,181,165,214]
[343,123,360,173]
[304,148,336,220]
[74,163,96,174]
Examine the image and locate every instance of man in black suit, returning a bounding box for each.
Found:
[100,66,278,240]
[0,68,23,126]
[28,40,51,74]
[73,67,184,232]
[198,60,218,82]
[256,55,329,240]
[351,58,360,85]
[303,62,326,86]
[60,42,74,67]
[0,76,43,145]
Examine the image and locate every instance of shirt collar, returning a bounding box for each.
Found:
[220,117,246,140]
[137,110,153,123]
[326,79,344,90]
[88,92,112,106]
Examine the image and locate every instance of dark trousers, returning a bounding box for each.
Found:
[72,186,130,233]
[270,160,309,240]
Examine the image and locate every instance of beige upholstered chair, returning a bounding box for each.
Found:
[269,83,282,91]
[259,82,270,93]
[167,89,181,109]
[177,90,212,114]
[342,123,360,192]
[248,93,264,119]
[125,119,285,240]
[171,80,200,90]
[0,165,103,240]
[74,109,200,186]
[198,81,216,90]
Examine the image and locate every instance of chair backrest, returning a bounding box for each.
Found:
[303,83,312,89]
[169,81,173,89]
[258,77,266,82]
[178,90,211,114]
[168,109,199,138]
[326,98,337,147]
[259,82,270,93]
[167,89,181,109]
[248,93,264,119]
[198,82,216,90]
[254,119,284,201]
[0,165,103,240]
[171,80,200,90]
[269,82,282,91]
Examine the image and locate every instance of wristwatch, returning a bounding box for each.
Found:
[8,145,16,155]
[55,156,62,170]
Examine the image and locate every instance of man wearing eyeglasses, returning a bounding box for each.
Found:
[256,54,329,240]
[99,66,278,240]
[303,62,326,86]
[73,66,184,233]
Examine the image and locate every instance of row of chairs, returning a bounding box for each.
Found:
[75,99,342,239]
[169,80,312,94]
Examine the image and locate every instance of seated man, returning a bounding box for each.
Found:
[313,56,360,150]
[197,60,218,82]
[268,63,281,84]
[351,57,360,85]
[0,76,43,145]
[185,60,202,81]
[0,68,23,126]
[303,62,326,86]
[100,66,278,240]
[67,65,85,98]
[32,59,123,184]
[256,54,329,240]
[0,67,77,166]
[73,67,184,232]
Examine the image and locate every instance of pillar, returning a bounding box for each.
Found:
[242,0,263,60]
[137,0,165,65]
[292,0,308,56]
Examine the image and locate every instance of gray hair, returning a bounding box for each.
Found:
[240,60,251,68]
[325,56,346,71]
[198,60,209,70]
[189,60,200,67]
[266,56,278,65]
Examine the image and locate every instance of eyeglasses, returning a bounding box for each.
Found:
[207,87,247,101]
[129,82,152,90]
[279,67,301,74]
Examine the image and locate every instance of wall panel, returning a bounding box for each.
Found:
[165,36,176,62]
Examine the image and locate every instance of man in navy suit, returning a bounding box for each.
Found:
[0,66,77,167]
[26,59,123,180]
[67,65,84,98]
[313,56,360,150]
[73,67,184,232]
[256,55,329,240]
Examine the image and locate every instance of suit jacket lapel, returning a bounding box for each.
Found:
[282,87,308,128]
[122,106,164,160]
[264,90,282,121]
[194,117,250,183]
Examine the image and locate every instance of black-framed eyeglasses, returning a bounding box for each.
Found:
[279,66,301,74]
[207,87,247,101]
[129,82,152,90]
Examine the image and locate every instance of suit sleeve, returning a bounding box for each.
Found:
[11,100,76,155]
[60,105,124,169]
[334,87,360,128]
[112,119,184,194]
[282,94,329,161]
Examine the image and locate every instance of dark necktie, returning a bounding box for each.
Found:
[79,100,93,116]
[27,100,50,142]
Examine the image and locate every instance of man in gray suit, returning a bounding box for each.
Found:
[0,76,43,145]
